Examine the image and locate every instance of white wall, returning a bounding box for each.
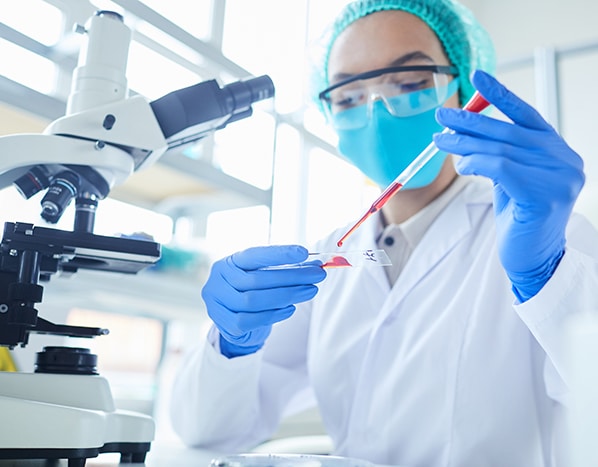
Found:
[461,0,598,227]
[462,0,598,58]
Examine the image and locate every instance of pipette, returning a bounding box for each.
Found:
[337,90,491,247]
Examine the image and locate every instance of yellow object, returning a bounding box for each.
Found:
[0,347,17,372]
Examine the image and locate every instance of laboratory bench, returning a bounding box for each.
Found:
[0,436,337,467]
[92,442,220,467]
[0,438,402,467]
[0,442,221,467]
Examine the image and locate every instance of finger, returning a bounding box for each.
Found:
[453,154,538,203]
[220,327,272,347]
[234,307,297,332]
[434,129,585,171]
[213,284,320,313]
[220,256,326,291]
[453,150,574,209]
[435,107,549,150]
[231,245,309,270]
[212,306,297,336]
[433,131,550,167]
[454,152,527,181]
[471,70,551,131]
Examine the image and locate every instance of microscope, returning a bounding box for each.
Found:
[0,10,274,467]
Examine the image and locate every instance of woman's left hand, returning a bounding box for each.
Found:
[434,70,585,302]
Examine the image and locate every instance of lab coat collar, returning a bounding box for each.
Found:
[316,176,493,304]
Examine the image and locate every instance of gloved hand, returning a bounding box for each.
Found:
[202,245,326,358]
[434,70,585,302]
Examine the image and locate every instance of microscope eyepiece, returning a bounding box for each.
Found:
[222,75,275,111]
[149,74,275,144]
[41,170,80,223]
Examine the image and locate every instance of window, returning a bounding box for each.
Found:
[2,0,63,46]
[0,40,57,94]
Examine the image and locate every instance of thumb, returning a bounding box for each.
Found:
[230,245,309,270]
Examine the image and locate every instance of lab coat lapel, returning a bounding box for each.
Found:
[383,180,489,314]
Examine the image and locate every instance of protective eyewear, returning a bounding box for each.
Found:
[319,65,459,130]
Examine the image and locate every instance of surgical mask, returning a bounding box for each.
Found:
[332,79,459,189]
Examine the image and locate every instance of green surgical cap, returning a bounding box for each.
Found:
[311,0,496,108]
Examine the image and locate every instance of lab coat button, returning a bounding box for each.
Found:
[384,236,394,246]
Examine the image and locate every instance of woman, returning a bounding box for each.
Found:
[170,1,598,465]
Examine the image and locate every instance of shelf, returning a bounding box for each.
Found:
[109,151,272,214]
[41,268,209,324]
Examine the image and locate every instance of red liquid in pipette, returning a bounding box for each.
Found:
[337,182,403,247]
[336,91,490,248]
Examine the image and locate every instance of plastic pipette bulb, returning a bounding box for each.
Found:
[337,91,490,247]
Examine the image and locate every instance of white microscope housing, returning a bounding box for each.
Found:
[0,10,273,467]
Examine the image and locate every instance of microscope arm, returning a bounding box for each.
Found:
[0,9,274,349]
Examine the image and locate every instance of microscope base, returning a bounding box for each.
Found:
[0,372,154,466]
[0,444,150,467]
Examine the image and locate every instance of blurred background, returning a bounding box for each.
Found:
[0,0,596,447]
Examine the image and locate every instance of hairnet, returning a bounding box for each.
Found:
[310,0,496,109]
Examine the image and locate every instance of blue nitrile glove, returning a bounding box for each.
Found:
[201,245,327,358]
[434,70,585,302]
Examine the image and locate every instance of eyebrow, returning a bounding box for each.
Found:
[330,51,436,82]
[389,51,436,66]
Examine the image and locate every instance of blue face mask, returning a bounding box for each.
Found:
[335,83,458,189]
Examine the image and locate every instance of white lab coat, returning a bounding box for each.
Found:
[170,177,598,467]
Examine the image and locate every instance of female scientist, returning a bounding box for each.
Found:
[170,0,598,465]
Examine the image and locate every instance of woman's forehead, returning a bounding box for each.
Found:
[328,10,448,76]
